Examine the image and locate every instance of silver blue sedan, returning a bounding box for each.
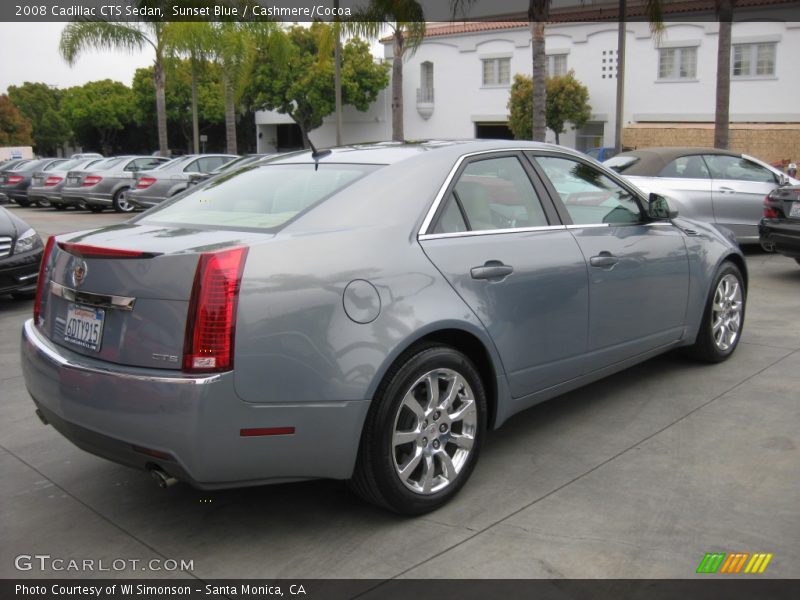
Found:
[21,141,746,514]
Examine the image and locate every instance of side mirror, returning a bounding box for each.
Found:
[778,174,790,187]
[648,193,678,220]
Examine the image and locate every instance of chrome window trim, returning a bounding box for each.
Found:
[418,148,572,237]
[565,223,611,230]
[23,320,222,386]
[51,281,136,311]
[420,225,566,241]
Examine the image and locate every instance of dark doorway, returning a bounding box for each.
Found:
[277,124,304,151]
[475,122,514,140]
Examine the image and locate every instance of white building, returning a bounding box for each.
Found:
[255,7,800,161]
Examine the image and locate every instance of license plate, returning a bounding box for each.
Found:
[33,177,42,185]
[69,177,80,184]
[64,304,105,352]
[790,202,800,218]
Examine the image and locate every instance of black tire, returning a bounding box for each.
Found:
[112,187,134,213]
[37,198,51,208]
[685,261,745,363]
[14,198,31,207]
[88,205,104,213]
[53,203,67,211]
[350,344,487,515]
[11,290,36,300]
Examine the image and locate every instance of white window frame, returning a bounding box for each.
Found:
[657,46,697,81]
[732,42,777,79]
[546,54,568,78]
[481,56,511,87]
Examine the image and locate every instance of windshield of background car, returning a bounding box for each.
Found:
[603,155,640,173]
[154,156,193,171]
[141,163,381,230]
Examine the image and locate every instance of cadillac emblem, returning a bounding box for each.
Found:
[72,260,88,288]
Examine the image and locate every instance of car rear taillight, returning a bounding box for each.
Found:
[763,196,780,219]
[33,236,56,326]
[136,177,156,189]
[183,247,249,373]
[44,176,63,186]
[7,175,23,184]
[82,175,102,186]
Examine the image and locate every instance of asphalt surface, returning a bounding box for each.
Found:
[1,204,798,581]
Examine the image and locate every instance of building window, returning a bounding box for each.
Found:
[732,43,776,78]
[547,54,568,77]
[658,47,697,80]
[482,57,510,86]
[418,61,434,103]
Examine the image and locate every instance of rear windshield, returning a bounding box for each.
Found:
[141,163,381,230]
[603,156,640,173]
[56,158,89,171]
[14,159,48,172]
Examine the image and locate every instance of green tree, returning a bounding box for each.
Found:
[507,71,591,144]
[60,21,171,155]
[545,71,591,144]
[61,80,134,155]
[7,82,71,155]
[0,95,33,146]
[250,24,389,148]
[349,2,426,142]
[132,61,224,151]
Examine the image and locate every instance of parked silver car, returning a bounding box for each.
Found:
[127,154,238,209]
[605,147,800,243]
[60,155,171,213]
[27,158,105,209]
[21,141,747,514]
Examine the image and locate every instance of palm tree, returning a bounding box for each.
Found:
[164,22,213,154]
[349,2,426,142]
[714,0,735,149]
[60,21,170,156]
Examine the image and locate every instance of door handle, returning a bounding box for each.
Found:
[589,252,619,268]
[718,186,736,193]
[470,261,514,280]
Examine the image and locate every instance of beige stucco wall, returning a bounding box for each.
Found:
[622,123,800,167]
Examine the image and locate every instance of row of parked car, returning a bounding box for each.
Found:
[0,153,264,213]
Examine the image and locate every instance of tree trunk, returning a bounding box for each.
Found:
[191,55,200,154]
[714,1,733,149]
[529,4,548,142]
[614,1,627,155]
[153,59,168,157]
[391,30,405,142]
[297,120,310,150]
[223,72,237,155]
[334,2,342,146]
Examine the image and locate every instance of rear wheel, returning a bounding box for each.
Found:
[350,345,486,515]
[112,187,134,213]
[686,261,745,363]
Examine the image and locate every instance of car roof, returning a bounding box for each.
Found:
[268,140,574,166]
[612,147,741,175]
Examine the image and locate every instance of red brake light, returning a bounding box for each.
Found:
[183,247,249,373]
[44,176,63,186]
[57,241,155,259]
[136,177,156,189]
[7,175,24,184]
[82,175,102,186]
[763,197,780,219]
[33,236,56,326]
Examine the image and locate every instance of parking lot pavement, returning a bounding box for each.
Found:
[1,206,798,580]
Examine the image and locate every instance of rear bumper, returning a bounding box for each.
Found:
[21,319,369,488]
[27,186,61,204]
[83,191,114,206]
[760,219,800,257]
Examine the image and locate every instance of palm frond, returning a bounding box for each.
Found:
[59,21,150,66]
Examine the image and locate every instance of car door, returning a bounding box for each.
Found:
[652,154,715,223]
[419,152,589,399]
[527,152,690,370]
[704,153,781,241]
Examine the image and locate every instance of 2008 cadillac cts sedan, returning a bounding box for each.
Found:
[21,141,747,514]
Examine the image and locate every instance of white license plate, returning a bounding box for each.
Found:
[64,304,105,352]
[69,177,79,184]
[790,202,800,218]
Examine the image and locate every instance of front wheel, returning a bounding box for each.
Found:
[686,261,745,363]
[112,188,134,213]
[350,345,487,515]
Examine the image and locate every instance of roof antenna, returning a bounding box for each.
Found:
[308,138,332,170]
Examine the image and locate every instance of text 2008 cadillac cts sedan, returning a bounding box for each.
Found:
[21,141,747,514]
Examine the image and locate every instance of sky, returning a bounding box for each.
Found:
[0,22,164,94]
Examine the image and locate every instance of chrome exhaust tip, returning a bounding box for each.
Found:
[150,467,178,489]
